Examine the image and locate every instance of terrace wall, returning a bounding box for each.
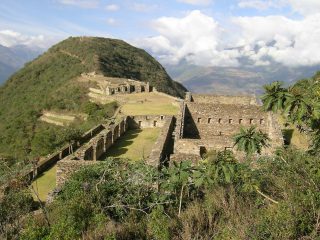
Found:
[56,160,96,186]
[128,115,170,129]
[147,116,175,166]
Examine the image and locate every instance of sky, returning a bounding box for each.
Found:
[1,0,320,68]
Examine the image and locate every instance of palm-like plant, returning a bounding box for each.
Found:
[261,81,293,112]
[284,91,312,125]
[233,126,270,157]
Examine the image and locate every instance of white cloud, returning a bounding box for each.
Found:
[105,4,119,11]
[131,3,158,12]
[287,0,320,16]
[238,0,281,10]
[0,30,51,48]
[135,10,240,67]
[56,0,99,8]
[136,9,320,68]
[233,14,320,66]
[106,18,117,26]
[177,0,212,5]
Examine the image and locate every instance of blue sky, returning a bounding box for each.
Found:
[0,0,298,39]
[1,0,320,67]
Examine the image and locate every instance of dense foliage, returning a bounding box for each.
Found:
[0,148,316,240]
[261,71,320,153]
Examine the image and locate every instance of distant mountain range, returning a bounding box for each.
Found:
[0,44,43,84]
[1,41,319,95]
[164,60,320,95]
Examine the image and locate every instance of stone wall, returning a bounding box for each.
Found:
[128,115,170,129]
[183,103,268,139]
[73,117,128,161]
[56,118,129,185]
[56,160,96,186]
[173,93,283,163]
[20,124,106,182]
[95,138,105,160]
[80,124,105,144]
[190,94,258,105]
[147,116,175,166]
[56,115,175,184]
[104,131,113,150]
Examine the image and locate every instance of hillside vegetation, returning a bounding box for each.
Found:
[0,37,185,162]
[1,68,320,239]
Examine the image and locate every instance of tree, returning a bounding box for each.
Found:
[261,81,293,112]
[262,75,320,154]
[59,127,83,154]
[233,126,270,157]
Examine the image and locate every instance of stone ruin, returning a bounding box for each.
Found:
[171,93,283,162]
[81,73,155,96]
[56,115,175,186]
[21,89,283,202]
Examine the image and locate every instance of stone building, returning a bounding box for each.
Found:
[103,78,152,95]
[171,93,283,162]
[84,74,154,96]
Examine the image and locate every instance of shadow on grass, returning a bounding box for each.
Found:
[101,129,142,159]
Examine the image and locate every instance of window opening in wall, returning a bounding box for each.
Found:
[219,131,222,136]
[200,146,207,158]
[117,87,120,92]
[260,119,264,124]
[239,119,243,124]
[218,118,222,124]
[161,115,164,120]
[229,119,233,124]
[138,121,142,127]
[153,121,157,127]
[225,147,232,151]
[250,119,254,124]
[146,116,149,120]
[197,118,201,123]
[141,86,145,92]
[208,118,211,123]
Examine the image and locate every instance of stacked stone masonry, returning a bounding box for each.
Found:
[83,74,155,96]
[172,93,283,163]
[147,116,175,166]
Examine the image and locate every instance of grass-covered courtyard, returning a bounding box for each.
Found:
[106,128,160,161]
[31,165,56,202]
[117,92,180,115]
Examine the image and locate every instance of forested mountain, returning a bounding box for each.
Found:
[0,37,186,160]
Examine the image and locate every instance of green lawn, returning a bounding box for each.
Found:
[31,165,56,202]
[118,92,180,115]
[106,128,160,161]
